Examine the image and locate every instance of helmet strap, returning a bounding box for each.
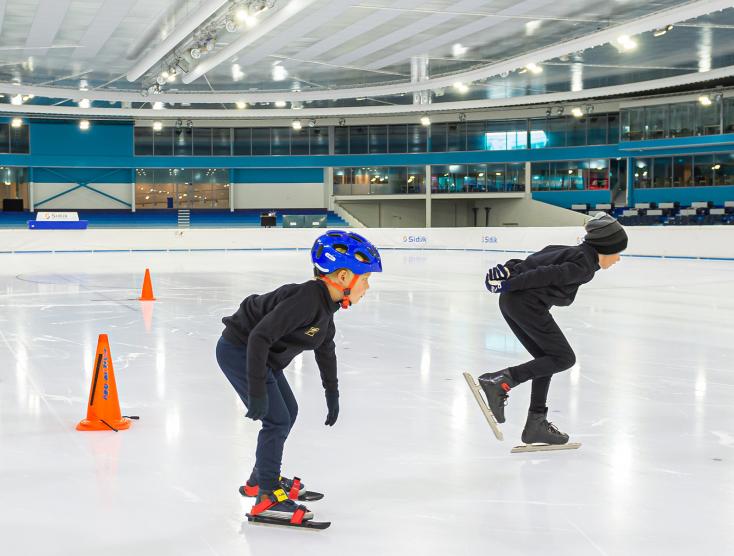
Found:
[320,273,360,309]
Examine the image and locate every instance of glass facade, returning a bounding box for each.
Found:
[431,163,525,193]
[0,166,30,209]
[633,153,734,188]
[621,98,730,141]
[530,160,610,191]
[333,166,426,195]
[135,168,230,209]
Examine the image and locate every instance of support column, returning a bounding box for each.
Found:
[229,169,235,211]
[324,167,334,210]
[29,167,34,212]
[524,161,532,197]
[425,164,432,228]
[626,157,634,208]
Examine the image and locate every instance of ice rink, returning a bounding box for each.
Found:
[1,249,732,555]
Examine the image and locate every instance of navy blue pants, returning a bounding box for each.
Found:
[215,336,298,491]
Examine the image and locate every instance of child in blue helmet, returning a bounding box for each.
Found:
[215,230,382,528]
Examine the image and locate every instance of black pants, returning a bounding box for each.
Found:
[215,336,298,491]
[499,291,576,413]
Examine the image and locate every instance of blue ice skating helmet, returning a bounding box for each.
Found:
[311,230,382,275]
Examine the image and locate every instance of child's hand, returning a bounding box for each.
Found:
[245,395,269,421]
[485,264,510,294]
[324,390,340,426]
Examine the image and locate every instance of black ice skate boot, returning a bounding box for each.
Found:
[521,409,569,445]
[477,370,517,423]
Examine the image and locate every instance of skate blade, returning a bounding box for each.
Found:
[511,442,582,454]
[246,514,331,530]
[463,372,503,441]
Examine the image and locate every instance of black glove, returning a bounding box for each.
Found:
[245,394,269,421]
[324,390,340,426]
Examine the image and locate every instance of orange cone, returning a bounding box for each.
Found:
[138,268,156,301]
[77,334,131,432]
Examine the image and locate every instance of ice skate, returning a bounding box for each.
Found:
[246,487,330,530]
[511,409,581,453]
[463,372,504,441]
[240,475,324,502]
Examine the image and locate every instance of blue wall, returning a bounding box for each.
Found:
[531,190,611,208]
[633,186,734,206]
[30,121,134,158]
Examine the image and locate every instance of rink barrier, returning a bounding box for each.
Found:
[0,227,733,260]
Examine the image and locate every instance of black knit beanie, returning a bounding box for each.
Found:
[584,213,628,255]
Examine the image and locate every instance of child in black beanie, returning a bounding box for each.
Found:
[475,213,628,447]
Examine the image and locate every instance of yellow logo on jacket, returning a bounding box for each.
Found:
[305,327,320,337]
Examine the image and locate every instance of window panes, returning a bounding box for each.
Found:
[9,123,30,154]
[644,105,668,139]
[291,128,309,155]
[567,117,586,146]
[213,128,231,155]
[407,124,427,152]
[334,126,349,154]
[233,128,252,155]
[652,157,672,187]
[174,127,192,156]
[466,121,486,151]
[271,127,290,155]
[135,127,153,155]
[193,128,212,156]
[349,126,368,154]
[587,115,607,145]
[310,127,329,155]
[430,123,447,152]
[153,127,173,155]
[672,156,693,187]
[368,125,387,154]
[446,123,466,152]
[252,128,270,155]
[388,125,407,153]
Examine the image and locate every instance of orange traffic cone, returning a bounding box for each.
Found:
[138,268,156,301]
[77,334,131,432]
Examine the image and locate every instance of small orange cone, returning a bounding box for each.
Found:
[77,334,131,432]
[138,268,156,301]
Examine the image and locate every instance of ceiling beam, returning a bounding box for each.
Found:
[73,0,136,60]
[25,0,73,57]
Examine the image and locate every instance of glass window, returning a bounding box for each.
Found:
[507,162,525,192]
[466,121,485,151]
[310,127,329,155]
[0,166,30,208]
[547,117,568,148]
[632,159,652,189]
[669,103,695,138]
[652,157,672,188]
[530,162,551,191]
[697,101,721,136]
[672,156,693,187]
[213,128,231,155]
[487,164,506,192]
[446,123,466,151]
[271,127,290,155]
[135,168,229,209]
[388,125,407,153]
[467,164,487,192]
[334,126,349,154]
[252,128,270,155]
[191,169,229,208]
[9,123,29,154]
[193,128,212,156]
[135,127,153,155]
[333,168,352,195]
[587,115,607,145]
[694,154,715,186]
[174,127,192,156]
[373,167,405,194]
[724,98,734,134]
[529,119,549,149]
[621,107,644,141]
[0,124,12,153]
[153,127,173,155]
[644,105,668,139]
[233,128,251,155]
[716,152,734,186]
[368,125,387,154]
[550,160,584,190]
[607,114,619,144]
[430,123,447,152]
[291,128,309,155]
[407,124,427,152]
[486,120,527,150]
[431,164,466,193]
[349,126,368,154]
[406,166,426,194]
[586,160,609,190]
[567,117,587,146]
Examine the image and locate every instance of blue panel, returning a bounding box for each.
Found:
[28,220,89,229]
[620,133,734,152]
[33,167,132,184]
[30,121,134,158]
[232,168,324,183]
[531,190,611,209]
[633,186,734,206]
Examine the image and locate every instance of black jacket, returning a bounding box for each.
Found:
[503,242,600,306]
[222,280,340,398]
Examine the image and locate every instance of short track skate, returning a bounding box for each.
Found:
[463,372,503,441]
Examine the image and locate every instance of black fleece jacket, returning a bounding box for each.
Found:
[222,280,340,398]
[503,242,601,306]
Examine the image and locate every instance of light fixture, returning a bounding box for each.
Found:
[225,19,239,33]
[713,164,721,170]
[235,100,247,109]
[308,119,316,128]
[79,98,91,109]
[525,63,543,75]
[152,101,164,110]
[190,47,202,59]
[653,24,673,37]
[556,106,565,116]
[11,118,22,128]
[616,35,638,51]
[10,94,23,105]
[545,107,552,117]
[272,63,288,81]
[571,107,584,118]
[420,115,431,126]
[291,101,303,110]
[452,43,467,57]
[79,79,89,92]
[231,63,245,81]
[338,118,346,127]
[453,82,469,94]
[79,120,90,131]
[698,95,712,106]
[153,121,163,131]
[458,112,466,123]
[274,100,287,108]
[291,120,302,130]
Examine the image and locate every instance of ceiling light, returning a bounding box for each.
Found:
[153,121,163,131]
[713,164,721,170]
[235,100,247,109]
[10,94,23,105]
[79,120,90,131]
[79,98,91,109]
[420,115,431,126]
[190,47,202,59]
[274,100,286,108]
[11,118,22,128]
[453,82,469,94]
[653,24,673,37]
[545,107,552,117]
[525,20,542,36]
[291,101,303,110]
[338,118,346,127]
[152,101,164,110]
[698,95,712,106]
[79,79,88,92]
[231,63,245,81]
[571,107,583,118]
[616,35,638,51]
[452,43,467,57]
[292,120,302,130]
[525,63,543,75]
[308,119,316,127]
[272,63,288,81]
